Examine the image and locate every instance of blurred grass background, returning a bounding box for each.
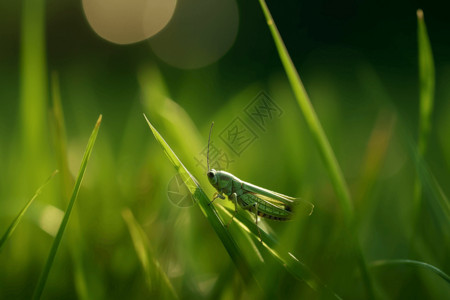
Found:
[1,0,449,299]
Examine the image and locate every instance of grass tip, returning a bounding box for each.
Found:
[96,114,103,126]
[143,114,155,131]
[309,204,314,216]
[417,9,424,20]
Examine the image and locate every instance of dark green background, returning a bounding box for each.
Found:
[0,1,449,299]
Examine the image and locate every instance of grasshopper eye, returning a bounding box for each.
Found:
[207,171,214,179]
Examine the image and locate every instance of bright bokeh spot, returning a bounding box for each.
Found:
[38,205,64,237]
[149,0,239,69]
[82,0,177,45]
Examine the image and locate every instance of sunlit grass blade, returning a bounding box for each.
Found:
[122,209,178,299]
[49,71,73,200]
[138,66,204,173]
[218,206,342,299]
[49,72,91,300]
[416,9,435,156]
[257,1,374,298]
[33,115,102,300]
[143,114,256,286]
[257,0,352,222]
[413,9,436,229]
[20,0,49,188]
[0,170,58,252]
[370,259,450,285]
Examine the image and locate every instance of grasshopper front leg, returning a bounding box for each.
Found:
[208,192,225,206]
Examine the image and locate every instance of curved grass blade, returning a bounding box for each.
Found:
[217,205,342,299]
[122,209,178,299]
[33,115,102,300]
[370,259,450,285]
[143,114,257,286]
[0,170,58,252]
[256,1,374,298]
[257,0,352,222]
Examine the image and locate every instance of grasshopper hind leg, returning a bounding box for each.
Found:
[253,203,262,242]
[226,193,238,227]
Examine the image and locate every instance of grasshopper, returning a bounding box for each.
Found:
[206,122,314,241]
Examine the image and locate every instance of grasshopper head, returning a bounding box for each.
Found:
[207,169,218,186]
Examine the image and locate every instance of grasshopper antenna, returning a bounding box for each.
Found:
[207,122,214,172]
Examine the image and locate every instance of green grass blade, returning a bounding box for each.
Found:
[20,0,49,188]
[256,2,375,298]
[143,114,256,286]
[0,170,58,252]
[50,71,73,201]
[257,0,353,222]
[218,206,342,299]
[370,259,450,285]
[122,209,178,299]
[416,9,435,156]
[32,115,102,300]
[413,9,436,231]
[49,72,91,300]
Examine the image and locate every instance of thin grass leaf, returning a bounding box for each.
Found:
[20,0,49,186]
[217,206,342,299]
[33,115,102,300]
[370,259,450,285]
[256,2,378,299]
[416,9,435,156]
[122,209,178,299]
[50,71,73,201]
[256,1,375,298]
[143,114,257,286]
[0,170,58,252]
[413,9,436,229]
[49,72,91,300]
[411,146,450,232]
[257,0,353,222]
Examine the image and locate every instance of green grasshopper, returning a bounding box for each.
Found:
[206,122,314,241]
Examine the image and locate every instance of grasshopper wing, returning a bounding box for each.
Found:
[242,181,314,216]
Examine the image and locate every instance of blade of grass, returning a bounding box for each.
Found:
[20,0,49,188]
[49,72,73,201]
[257,0,352,221]
[413,8,436,233]
[142,107,339,296]
[370,259,450,285]
[32,115,102,300]
[143,114,257,287]
[218,206,342,299]
[49,72,91,300]
[122,209,178,299]
[416,9,435,157]
[256,1,374,298]
[409,145,450,244]
[0,170,58,252]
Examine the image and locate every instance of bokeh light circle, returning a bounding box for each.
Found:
[82,0,177,45]
[149,0,239,69]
